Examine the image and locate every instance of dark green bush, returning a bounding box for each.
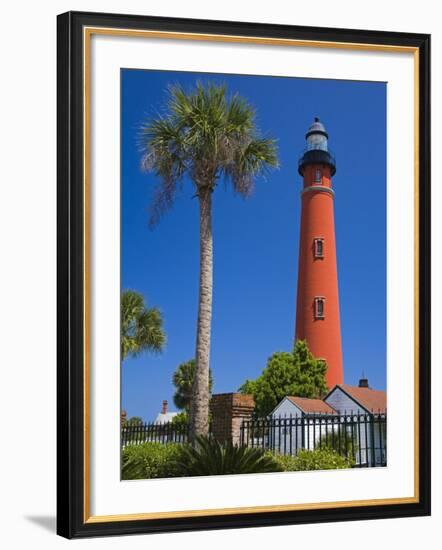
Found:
[317,430,357,459]
[267,448,354,471]
[122,442,182,480]
[175,436,283,476]
[122,440,353,480]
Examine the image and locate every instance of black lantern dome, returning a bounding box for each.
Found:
[298,117,336,176]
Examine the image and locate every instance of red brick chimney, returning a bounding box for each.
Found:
[162,400,168,415]
[358,372,370,388]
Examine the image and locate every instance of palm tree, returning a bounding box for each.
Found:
[139,82,278,440]
[175,436,282,476]
[121,289,166,360]
[173,359,213,412]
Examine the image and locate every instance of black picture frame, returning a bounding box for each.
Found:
[57,10,431,539]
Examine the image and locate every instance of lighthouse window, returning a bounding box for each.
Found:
[314,297,325,319]
[314,238,324,258]
[314,168,322,183]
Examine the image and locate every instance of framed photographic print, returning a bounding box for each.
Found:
[57,11,431,539]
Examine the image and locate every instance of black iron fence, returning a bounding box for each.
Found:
[122,413,387,468]
[239,412,387,467]
[121,421,189,447]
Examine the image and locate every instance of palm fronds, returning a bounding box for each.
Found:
[172,359,213,411]
[121,290,166,360]
[174,436,282,476]
[139,81,279,225]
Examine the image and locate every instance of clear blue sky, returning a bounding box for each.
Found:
[121,69,386,422]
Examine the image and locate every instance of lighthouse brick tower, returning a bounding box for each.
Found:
[295,118,344,387]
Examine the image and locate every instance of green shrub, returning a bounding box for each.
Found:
[265,452,300,471]
[268,448,354,471]
[122,441,352,480]
[122,442,182,480]
[171,411,189,426]
[317,430,357,459]
[175,436,283,476]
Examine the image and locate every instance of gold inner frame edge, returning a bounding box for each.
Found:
[82,26,420,524]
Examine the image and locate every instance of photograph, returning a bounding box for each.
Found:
[120,68,387,480]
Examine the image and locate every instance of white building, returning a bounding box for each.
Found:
[324,383,386,466]
[270,396,336,455]
[154,400,178,425]
[271,379,387,466]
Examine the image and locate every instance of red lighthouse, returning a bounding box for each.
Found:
[295,118,344,387]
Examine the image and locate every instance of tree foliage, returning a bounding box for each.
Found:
[171,411,189,426]
[121,290,166,360]
[172,359,213,411]
[239,340,328,417]
[124,416,144,426]
[139,81,279,226]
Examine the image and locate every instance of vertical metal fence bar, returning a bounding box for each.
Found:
[370,414,376,467]
[289,414,293,456]
[313,417,322,448]
[364,415,369,467]
[355,413,362,466]
[277,417,281,454]
[338,416,342,456]
[283,416,287,455]
[377,415,383,465]
[364,414,373,468]
[343,412,348,460]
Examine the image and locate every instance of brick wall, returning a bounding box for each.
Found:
[210,393,255,445]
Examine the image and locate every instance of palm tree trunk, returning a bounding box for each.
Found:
[189,187,213,442]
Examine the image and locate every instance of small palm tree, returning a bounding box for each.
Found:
[121,290,166,360]
[140,82,278,441]
[175,436,282,476]
[172,359,213,412]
